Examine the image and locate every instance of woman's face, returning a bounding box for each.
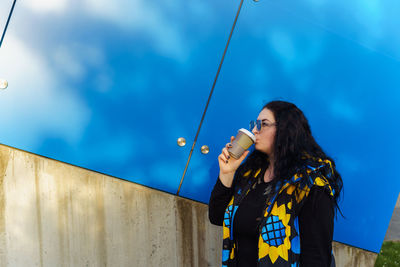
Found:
[252,108,276,156]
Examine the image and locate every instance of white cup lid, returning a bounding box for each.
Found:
[238,128,256,142]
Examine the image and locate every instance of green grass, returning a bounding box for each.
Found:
[375,241,400,267]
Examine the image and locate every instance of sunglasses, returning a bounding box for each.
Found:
[249,119,277,131]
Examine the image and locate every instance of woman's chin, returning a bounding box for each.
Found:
[254,145,269,155]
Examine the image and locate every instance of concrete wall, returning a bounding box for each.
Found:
[332,242,377,267]
[384,193,400,242]
[0,144,221,267]
[0,144,378,266]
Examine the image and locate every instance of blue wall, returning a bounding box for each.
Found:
[1,0,399,253]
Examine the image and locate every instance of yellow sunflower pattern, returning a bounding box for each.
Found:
[258,201,292,263]
[257,163,334,264]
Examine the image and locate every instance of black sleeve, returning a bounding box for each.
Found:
[208,177,234,226]
[299,187,334,267]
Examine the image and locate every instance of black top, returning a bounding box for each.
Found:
[209,177,334,267]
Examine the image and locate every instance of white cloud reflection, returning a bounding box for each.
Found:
[268,30,323,74]
[52,43,107,84]
[83,0,189,61]
[0,35,90,149]
[53,46,86,80]
[355,0,383,37]
[21,0,67,14]
[329,98,362,122]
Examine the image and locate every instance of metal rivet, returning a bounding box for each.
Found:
[0,79,8,90]
[201,145,210,155]
[177,137,186,147]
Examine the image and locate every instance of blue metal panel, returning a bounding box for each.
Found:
[0,0,238,194]
[180,0,400,253]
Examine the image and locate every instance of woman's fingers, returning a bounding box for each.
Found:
[218,152,228,163]
[222,147,231,160]
[225,142,232,149]
[218,136,239,169]
[223,137,234,160]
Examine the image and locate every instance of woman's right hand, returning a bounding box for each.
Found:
[218,136,249,188]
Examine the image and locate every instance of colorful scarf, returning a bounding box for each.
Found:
[222,159,335,267]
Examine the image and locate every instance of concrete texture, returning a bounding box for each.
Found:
[0,144,221,267]
[332,242,377,267]
[384,193,400,241]
[0,144,381,266]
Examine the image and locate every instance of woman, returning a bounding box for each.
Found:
[209,100,343,267]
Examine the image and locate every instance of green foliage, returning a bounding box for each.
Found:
[375,241,400,267]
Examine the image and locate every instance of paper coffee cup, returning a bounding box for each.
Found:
[228,128,256,159]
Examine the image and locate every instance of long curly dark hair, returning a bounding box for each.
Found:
[238,100,343,215]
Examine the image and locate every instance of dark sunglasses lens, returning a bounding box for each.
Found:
[256,120,262,131]
[250,121,255,130]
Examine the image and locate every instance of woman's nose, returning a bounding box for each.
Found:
[252,126,258,134]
